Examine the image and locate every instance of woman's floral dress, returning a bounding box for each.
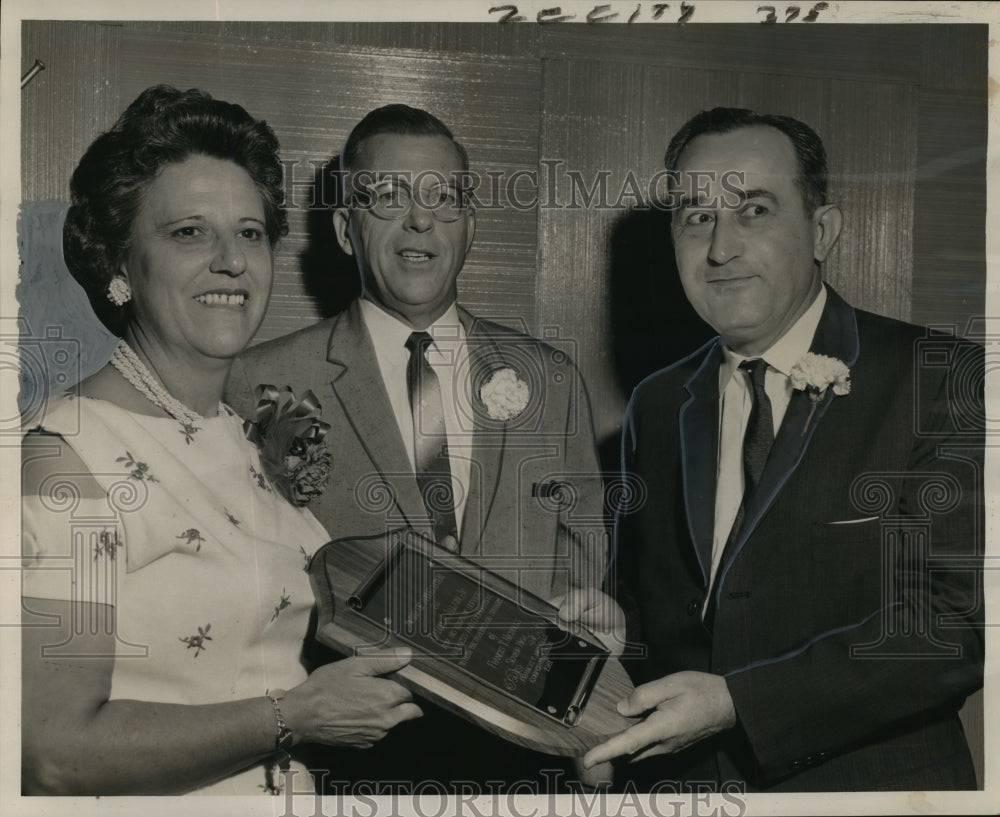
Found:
[22,394,330,794]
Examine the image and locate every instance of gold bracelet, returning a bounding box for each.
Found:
[265,689,293,772]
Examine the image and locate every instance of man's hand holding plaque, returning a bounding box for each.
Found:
[554,588,627,657]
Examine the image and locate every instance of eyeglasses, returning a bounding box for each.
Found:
[350,179,470,223]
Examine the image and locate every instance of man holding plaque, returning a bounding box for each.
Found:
[226,105,609,786]
[585,108,984,791]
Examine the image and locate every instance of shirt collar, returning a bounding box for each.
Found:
[359,298,464,359]
[719,284,827,384]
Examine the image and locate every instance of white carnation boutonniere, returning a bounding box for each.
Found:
[479,367,530,421]
[789,352,851,432]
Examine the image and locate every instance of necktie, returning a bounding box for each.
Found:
[405,331,458,548]
[740,358,774,495]
[707,358,775,630]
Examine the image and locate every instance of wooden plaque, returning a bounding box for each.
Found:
[308,530,638,756]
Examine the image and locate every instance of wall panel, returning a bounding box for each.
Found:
[121,21,541,59]
[21,22,123,202]
[912,88,987,330]
[539,24,926,83]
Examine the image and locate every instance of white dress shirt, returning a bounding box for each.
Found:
[707,285,828,594]
[359,298,473,531]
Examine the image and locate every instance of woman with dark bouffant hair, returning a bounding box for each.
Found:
[21,85,419,796]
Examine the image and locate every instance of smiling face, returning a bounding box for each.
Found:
[669,125,841,356]
[120,154,274,365]
[333,133,475,329]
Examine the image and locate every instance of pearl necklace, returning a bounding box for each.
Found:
[109,341,222,425]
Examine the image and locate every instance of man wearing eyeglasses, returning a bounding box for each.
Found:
[226,105,609,788]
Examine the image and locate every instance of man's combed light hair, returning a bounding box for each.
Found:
[338,103,470,199]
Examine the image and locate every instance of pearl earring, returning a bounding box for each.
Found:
[107,276,131,306]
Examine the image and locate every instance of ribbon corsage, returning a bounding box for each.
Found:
[244,385,332,507]
[789,352,851,431]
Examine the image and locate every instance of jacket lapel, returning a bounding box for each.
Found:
[457,307,507,555]
[326,300,428,529]
[679,339,724,587]
[714,286,860,595]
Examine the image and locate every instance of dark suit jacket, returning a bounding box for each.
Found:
[226,299,607,599]
[615,287,984,791]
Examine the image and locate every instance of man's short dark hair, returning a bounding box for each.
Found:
[664,107,828,214]
[339,104,470,183]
